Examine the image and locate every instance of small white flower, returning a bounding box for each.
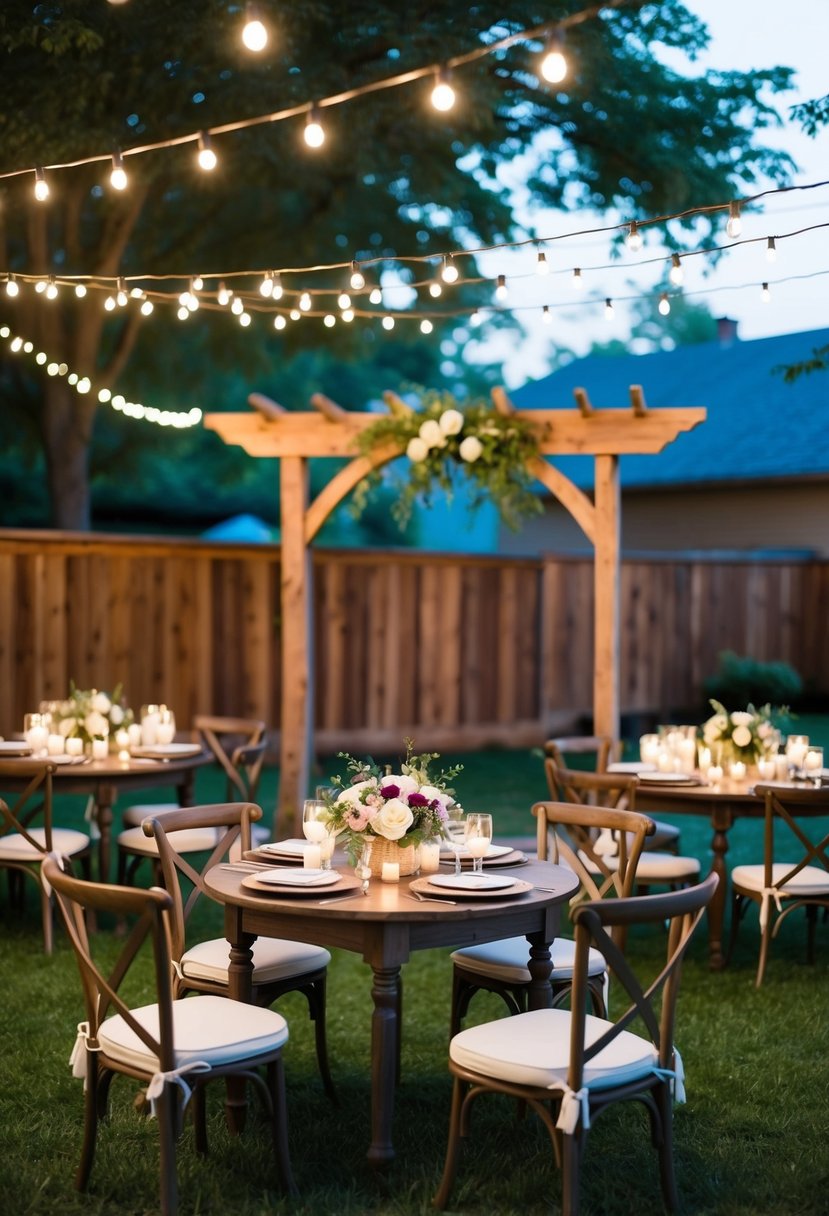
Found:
[419,418,445,448]
[459,435,483,462]
[730,711,754,727]
[335,779,377,806]
[732,725,752,748]
[406,436,429,463]
[85,711,109,739]
[439,408,464,436]
[91,692,111,714]
[109,704,124,726]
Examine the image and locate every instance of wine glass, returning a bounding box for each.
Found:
[356,840,373,894]
[464,813,493,874]
[302,799,332,869]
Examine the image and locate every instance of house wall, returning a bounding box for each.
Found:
[498,482,829,558]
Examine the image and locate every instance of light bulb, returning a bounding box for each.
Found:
[98,389,112,403]
[140,299,154,316]
[217,282,231,306]
[382,315,395,330]
[337,292,351,310]
[658,292,670,316]
[272,273,283,300]
[110,151,128,191]
[299,291,312,311]
[429,282,442,298]
[766,237,777,263]
[542,305,552,325]
[536,250,549,275]
[274,315,287,330]
[604,298,614,320]
[324,314,336,328]
[761,281,771,303]
[239,312,251,327]
[197,132,217,171]
[304,106,325,148]
[46,277,58,300]
[420,319,433,334]
[177,306,190,320]
[241,4,268,52]
[35,280,47,294]
[192,275,204,292]
[540,33,567,84]
[441,255,459,283]
[350,262,365,290]
[626,221,642,252]
[231,296,244,315]
[572,267,584,291]
[431,69,456,112]
[130,287,144,298]
[104,296,116,311]
[116,278,128,307]
[494,273,508,301]
[342,309,354,322]
[726,200,742,238]
[369,287,382,305]
[289,308,301,320]
[259,271,274,298]
[5,276,19,298]
[75,283,87,298]
[34,167,49,202]
[36,351,47,364]
[669,253,684,286]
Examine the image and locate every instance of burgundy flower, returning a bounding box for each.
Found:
[407,792,429,807]
[380,782,400,799]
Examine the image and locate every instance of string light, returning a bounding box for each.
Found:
[231,296,244,315]
[369,287,383,305]
[342,308,354,322]
[669,252,684,285]
[299,290,312,310]
[382,315,395,330]
[35,279,47,294]
[272,273,283,300]
[626,221,642,252]
[428,281,443,298]
[239,311,251,326]
[540,31,567,84]
[542,304,552,324]
[241,4,268,53]
[495,273,508,300]
[571,267,585,290]
[197,133,217,171]
[304,106,325,148]
[110,151,128,191]
[337,292,351,310]
[274,315,287,330]
[536,249,549,275]
[259,271,274,297]
[34,167,49,201]
[441,255,459,283]
[104,294,117,311]
[658,291,670,316]
[289,308,301,320]
[420,318,433,334]
[323,314,336,328]
[726,200,742,238]
[217,282,231,305]
[766,237,777,262]
[430,69,456,112]
[761,281,771,303]
[5,275,19,298]
[192,275,204,291]
[140,299,154,315]
[604,297,614,319]
[116,277,128,307]
[45,276,58,300]
[350,262,365,290]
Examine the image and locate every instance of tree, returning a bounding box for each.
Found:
[0,1,795,528]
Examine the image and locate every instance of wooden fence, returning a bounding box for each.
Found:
[1,530,826,752]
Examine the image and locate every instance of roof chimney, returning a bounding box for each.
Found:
[716,316,739,346]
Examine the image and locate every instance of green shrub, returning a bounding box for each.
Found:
[703,650,803,708]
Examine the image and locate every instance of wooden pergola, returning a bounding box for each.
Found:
[206,386,705,833]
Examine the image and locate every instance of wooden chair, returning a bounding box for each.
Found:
[147,802,336,1100]
[449,801,656,1034]
[435,873,718,1216]
[0,761,91,952]
[41,854,296,1216]
[544,735,621,775]
[728,783,829,987]
[116,716,267,884]
[546,760,697,884]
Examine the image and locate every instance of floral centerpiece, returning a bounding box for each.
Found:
[52,683,133,745]
[324,741,463,875]
[701,699,779,766]
[354,389,544,531]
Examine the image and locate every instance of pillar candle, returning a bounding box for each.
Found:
[47,733,66,756]
[419,841,441,873]
[65,737,84,757]
[381,861,399,883]
[303,844,322,869]
[91,738,108,760]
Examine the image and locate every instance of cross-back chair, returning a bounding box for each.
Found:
[544,735,621,775]
[547,760,698,887]
[41,854,296,1216]
[147,802,336,1100]
[449,801,656,1035]
[0,760,91,952]
[117,715,267,884]
[435,872,718,1216]
[729,782,829,986]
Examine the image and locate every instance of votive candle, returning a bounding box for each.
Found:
[46,733,66,756]
[419,841,441,873]
[91,738,108,760]
[757,758,776,781]
[303,844,322,869]
[729,760,746,781]
[381,861,400,883]
[65,737,84,757]
[707,764,723,784]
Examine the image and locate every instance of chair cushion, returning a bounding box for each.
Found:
[450,1006,655,1093]
[0,827,90,860]
[633,852,700,882]
[99,993,288,1074]
[181,937,331,985]
[451,936,606,985]
[732,862,829,897]
[121,802,180,828]
[117,824,223,856]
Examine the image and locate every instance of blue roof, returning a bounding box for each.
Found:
[512,326,829,490]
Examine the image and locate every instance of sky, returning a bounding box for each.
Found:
[470,0,829,388]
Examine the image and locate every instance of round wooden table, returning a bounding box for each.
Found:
[204,858,579,1166]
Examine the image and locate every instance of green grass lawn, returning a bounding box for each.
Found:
[1,730,828,1215]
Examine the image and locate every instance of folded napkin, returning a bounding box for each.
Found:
[256,867,337,887]
[259,838,308,857]
[429,872,514,891]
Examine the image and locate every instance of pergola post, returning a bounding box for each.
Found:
[278,456,313,827]
[593,454,620,739]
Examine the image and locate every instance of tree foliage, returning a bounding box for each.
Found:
[0,0,797,530]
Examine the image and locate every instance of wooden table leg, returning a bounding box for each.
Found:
[367,963,401,1166]
[707,807,732,971]
[525,934,554,1010]
[95,782,117,882]
[225,920,256,1134]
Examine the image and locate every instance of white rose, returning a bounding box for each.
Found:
[418,419,445,448]
[58,718,76,737]
[91,692,111,714]
[732,725,752,748]
[382,773,418,796]
[406,437,429,463]
[85,711,109,738]
[439,408,464,436]
[419,784,448,806]
[109,704,124,726]
[730,711,754,727]
[371,797,414,841]
[335,779,377,806]
[459,435,483,462]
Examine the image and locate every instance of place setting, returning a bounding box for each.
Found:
[419,812,533,900]
[239,866,362,899]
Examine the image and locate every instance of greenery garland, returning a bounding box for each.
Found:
[354,390,545,531]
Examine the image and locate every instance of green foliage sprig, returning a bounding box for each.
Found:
[354,390,545,531]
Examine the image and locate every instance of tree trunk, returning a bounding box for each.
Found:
[42,379,94,530]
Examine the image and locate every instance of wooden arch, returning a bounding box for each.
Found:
[206,385,705,833]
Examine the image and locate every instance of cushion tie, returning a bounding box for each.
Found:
[69,1020,100,1088]
[41,850,67,899]
[652,1047,686,1104]
[759,887,784,930]
[83,795,101,840]
[146,1061,211,1118]
[554,1084,590,1134]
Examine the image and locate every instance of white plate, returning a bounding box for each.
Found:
[0,741,33,756]
[427,872,517,892]
[250,867,340,887]
[259,839,309,858]
[129,743,203,758]
[438,842,513,860]
[638,772,694,783]
[608,761,656,774]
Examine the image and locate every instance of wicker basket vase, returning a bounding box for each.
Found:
[366,835,417,877]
